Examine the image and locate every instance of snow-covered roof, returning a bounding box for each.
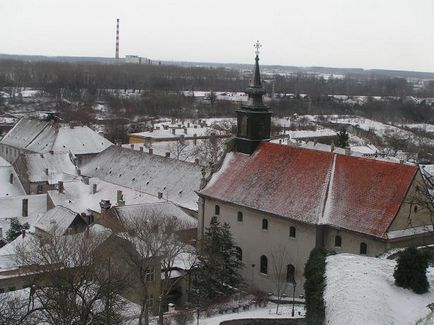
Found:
[283,129,336,139]
[1,118,49,148]
[18,151,78,184]
[1,118,112,156]
[48,177,162,214]
[0,194,47,219]
[130,126,218,140]
[81,146,205,211]
[200,142,417,239]
[325,253,434,325]
[111,201,197,228]
[0,157,25,197]
[34,206,81,236]
[122,138,219,165]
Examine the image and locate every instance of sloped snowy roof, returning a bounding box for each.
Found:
[111,201,197,228]
[1,118,49,148]
[0,157,25,197]
[50,126,112,155]
[200,142,417,239]
[48,177,161,214]
[19,152,78,184]
[0,194,47,219]
[81,146,204,211]
[0,118,112,155]
[34,206,81,235]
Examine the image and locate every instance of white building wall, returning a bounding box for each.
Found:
[200,197,317,296]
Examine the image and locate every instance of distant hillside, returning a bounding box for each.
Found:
[1,53,434,80]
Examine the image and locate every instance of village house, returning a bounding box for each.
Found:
[197,51,434,296]
[0,116,112,164]
[0,156,25,198]
[80,145,208,216]
[13,151,78,194]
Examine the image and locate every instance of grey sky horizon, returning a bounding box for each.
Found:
[2,0,433,73]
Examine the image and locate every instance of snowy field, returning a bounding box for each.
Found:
[325,254,434,325]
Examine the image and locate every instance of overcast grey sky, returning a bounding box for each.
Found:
[1,0,433,72]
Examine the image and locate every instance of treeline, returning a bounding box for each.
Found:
[269,97,434,123]
[0,59,245,95]
[1,59,434,100]
[270,74,424,98]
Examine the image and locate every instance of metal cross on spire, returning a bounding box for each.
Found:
[254,40,262,56]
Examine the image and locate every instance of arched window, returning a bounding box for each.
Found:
[237,211,243,222]
[235,246,242,261]
[215,205,220,215]
[289,226,296,238]
[260,255,268,274]
[335,235,342,247]
[360,242,367,255]
[286,264,295,283]
[262,219,268,230]
[414,205,418,213]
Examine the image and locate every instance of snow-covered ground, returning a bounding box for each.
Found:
[404,123,434,134]
[199,303,305,325]
[325,254,434,325]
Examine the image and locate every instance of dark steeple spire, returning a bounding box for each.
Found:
[235,41,272,155]
[244,41,267,110]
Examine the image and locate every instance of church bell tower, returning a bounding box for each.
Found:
[235,41,272,155]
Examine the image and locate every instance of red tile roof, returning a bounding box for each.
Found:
[199,142,417,239]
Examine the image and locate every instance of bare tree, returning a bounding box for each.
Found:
[270,246,291,315]
[120,212,196,325]
[14,227,128,325]
[168,138,193,161]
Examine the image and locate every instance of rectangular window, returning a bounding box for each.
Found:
[148,295,154,308]
[145,268,155,282]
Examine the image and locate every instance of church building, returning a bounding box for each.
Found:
[197,43,434,296]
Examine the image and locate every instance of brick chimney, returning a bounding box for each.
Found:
[58,181,64,193]
[99,200,111,213]
[22,198,28,217]
[117,190,125,206]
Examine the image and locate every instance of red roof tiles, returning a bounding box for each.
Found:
[200,142,417,239]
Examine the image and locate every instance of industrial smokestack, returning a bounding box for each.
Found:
[115,18,120,60]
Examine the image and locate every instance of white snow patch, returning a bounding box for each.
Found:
[325,253,434,325]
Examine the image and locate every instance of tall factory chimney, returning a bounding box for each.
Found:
[115,18,120,60]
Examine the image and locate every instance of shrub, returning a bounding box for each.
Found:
[304,248,327,325]
[394,247,430,294]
